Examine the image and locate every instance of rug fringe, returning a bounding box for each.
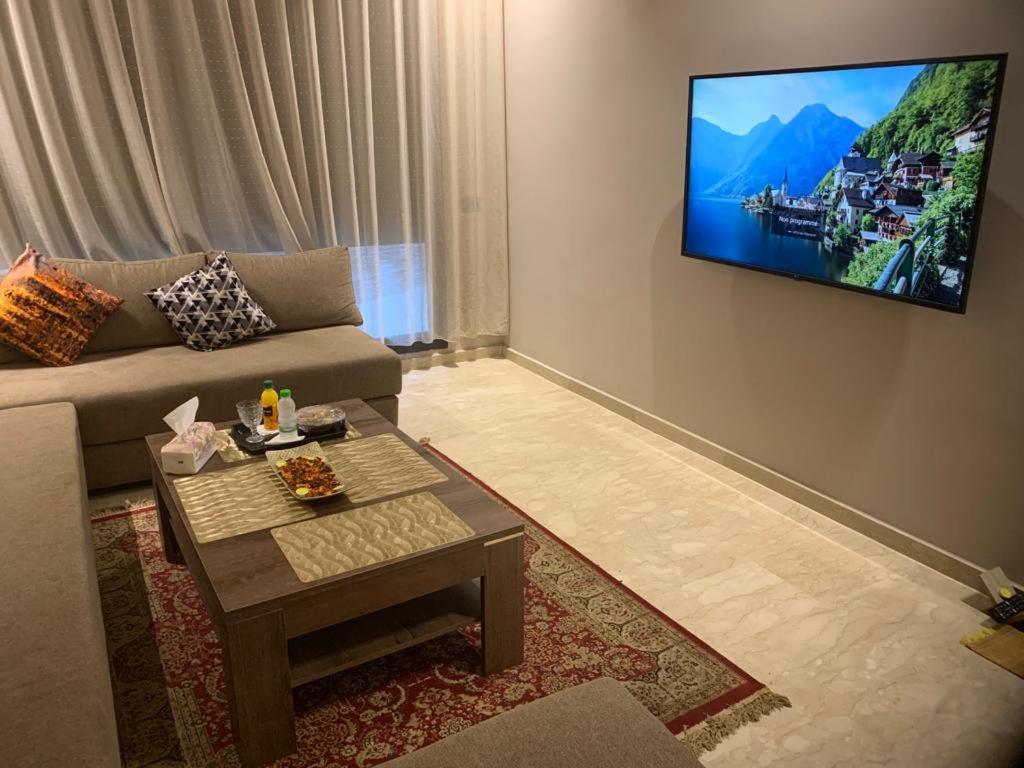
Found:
[678,688,791,755]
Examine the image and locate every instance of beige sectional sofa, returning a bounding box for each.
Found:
[0,246,400,765]
[0,403,121,767]
[0,246,402,489]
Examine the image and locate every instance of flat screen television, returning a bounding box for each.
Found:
[681,54,1007,313]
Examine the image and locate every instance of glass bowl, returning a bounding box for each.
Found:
[295,404,346,435]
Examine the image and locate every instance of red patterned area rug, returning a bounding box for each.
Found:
[92,445,789,767]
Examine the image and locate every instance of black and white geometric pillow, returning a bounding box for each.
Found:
[145,253,276,351]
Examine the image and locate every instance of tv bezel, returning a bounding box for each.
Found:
[680,53,1008,314]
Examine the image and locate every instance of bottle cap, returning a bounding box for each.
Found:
[263,379,274,389]
[280,388,292,398]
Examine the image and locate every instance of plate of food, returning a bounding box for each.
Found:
[265,442,347,501]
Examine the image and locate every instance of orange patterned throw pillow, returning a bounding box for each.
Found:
[0,244,123,366]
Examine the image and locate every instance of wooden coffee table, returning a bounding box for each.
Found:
[145,400,524,767]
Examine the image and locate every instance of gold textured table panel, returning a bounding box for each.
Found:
[214,424,362,464]
[174,434,447,543]
[271,492,475,582]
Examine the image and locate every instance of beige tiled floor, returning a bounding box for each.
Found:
[398,358,1024,768]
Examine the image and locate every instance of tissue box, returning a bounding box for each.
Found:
[161,421,217,475]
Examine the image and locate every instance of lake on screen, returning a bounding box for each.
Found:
[684,196,850,282]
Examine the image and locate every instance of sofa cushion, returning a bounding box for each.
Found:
[0,324,402,446]
[52,252,207,354]
[146,253,276,351]
[0,403,120,768]
[216,245,363,332]
[381,678,703,768]
[0,245,123,366]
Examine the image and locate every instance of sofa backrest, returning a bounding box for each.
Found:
[51,253,208,355]
[0,246,363,364]
[0,252,209,363]
[213,245,363,333]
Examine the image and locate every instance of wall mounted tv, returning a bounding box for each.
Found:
[681,54,1007,313]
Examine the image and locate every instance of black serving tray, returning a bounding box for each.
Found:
[229,421,348,455]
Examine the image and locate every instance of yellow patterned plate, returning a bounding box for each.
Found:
[265,442,348,501]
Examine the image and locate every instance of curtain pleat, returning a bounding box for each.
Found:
[0,0,508,346]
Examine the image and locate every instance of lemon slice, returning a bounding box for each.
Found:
[275,460,286,468]
[295,487,310,497]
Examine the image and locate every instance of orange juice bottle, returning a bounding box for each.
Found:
[261,379,279,431]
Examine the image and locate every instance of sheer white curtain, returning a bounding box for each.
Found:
[0,0,508,346]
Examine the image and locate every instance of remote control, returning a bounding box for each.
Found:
[987,591,1024,623]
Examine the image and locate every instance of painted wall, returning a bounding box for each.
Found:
[504,0,1024,579]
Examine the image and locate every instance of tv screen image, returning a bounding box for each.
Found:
[681,55,1006,312]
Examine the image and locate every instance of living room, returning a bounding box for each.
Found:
[1,1,1022,767]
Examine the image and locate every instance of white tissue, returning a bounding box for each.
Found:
[164,396,200,436]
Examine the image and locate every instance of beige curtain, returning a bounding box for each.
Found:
[0,0,508,345]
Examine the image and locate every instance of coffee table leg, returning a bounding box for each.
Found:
[151,463,183,565]
[481,533,525,674]
[224,610,295,767]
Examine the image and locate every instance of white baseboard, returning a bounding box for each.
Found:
[505,347,989,591]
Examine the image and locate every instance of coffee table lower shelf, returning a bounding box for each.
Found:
[288,580,482,687]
